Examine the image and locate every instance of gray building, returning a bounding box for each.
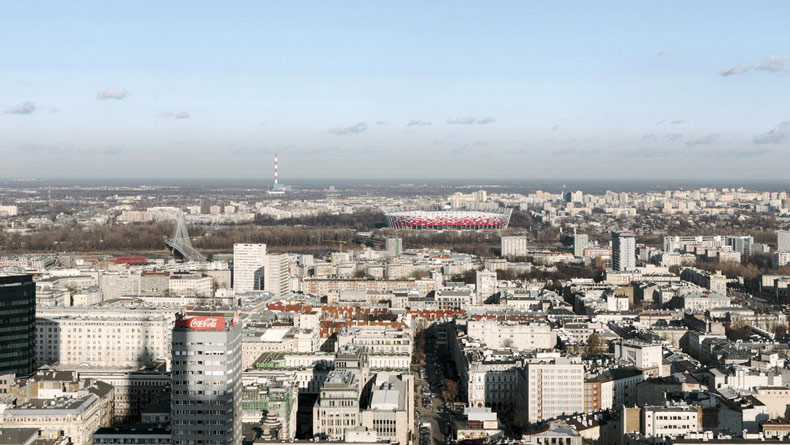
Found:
[779,230,790,252]
[612,232,636,272]
[171,313,242,445]
[0,274,35,376]
[573,233,588,258]
[726,235,754,256]
[385,237,403,257]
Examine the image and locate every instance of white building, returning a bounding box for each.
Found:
[385,237,402,257]
[264,254,290,299]
[467,319,556,350]
[501,236,527,259]
[573,233,588,258]
[313,370,361,440]
[35,315,172,368]
[168,273,213,297]
[641,405,700,439]
[779,230,790,253]
[519,356,584,423]
[233,244,289,298]
[614,340,663,370]
[773,252,790,269]
[233,243,268,292]
[475,270,498,304]
[0,205,19,216]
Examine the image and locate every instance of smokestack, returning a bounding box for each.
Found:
[274,153,278,185]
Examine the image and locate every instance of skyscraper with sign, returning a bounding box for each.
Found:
[171,312,242,445]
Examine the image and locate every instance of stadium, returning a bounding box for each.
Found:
[383,206,512,230]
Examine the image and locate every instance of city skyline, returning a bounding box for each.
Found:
[2,1,790,179]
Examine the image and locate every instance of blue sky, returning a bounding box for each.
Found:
[2,1,789,179]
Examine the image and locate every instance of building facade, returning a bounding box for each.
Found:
[612,232,636,271]
[171,313,243,445]
[0,274,36,376]
[233,243,267,293]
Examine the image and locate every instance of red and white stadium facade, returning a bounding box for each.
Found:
[384,208,512,230]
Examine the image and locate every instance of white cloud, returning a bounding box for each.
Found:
[753,120,790,145]
[330,122,368,135]
[685,133,720,145]
[446,117,495,125]
[159,111,191,119]
[757,56,785,73]
[406,120,431,126]
[96,88,131,100]
[5,101,37,114]
[719,66,750,76]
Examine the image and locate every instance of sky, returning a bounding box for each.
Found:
[1,1,789,180]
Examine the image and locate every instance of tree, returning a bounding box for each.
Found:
[441,380,459,401]
[586,334,607,354]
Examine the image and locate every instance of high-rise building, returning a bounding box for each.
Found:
[233,244,290,298]
[264,254,290,299]
[519,357,584,424]
[573,233,589,258]
[0,274,36,376]
[501,235,527,259]
[612,232,636,271]
[233,243,267,292]
[385,237,402,257]
[726,235,754,256]
[172,312,242,445]
[475,270,498,305]
[779,230,790,253]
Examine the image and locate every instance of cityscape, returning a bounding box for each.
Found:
[3,2,790,445]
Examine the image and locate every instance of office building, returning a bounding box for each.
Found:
[612,232,636,271]
[264,254,290,299]
[233,243,267,292]
[385,237,402,257]
[232,244,289,298]
[500,235,527,259]
[573,233,588,258]
[171,313,242,445]
[0,274,36,376]
[726,235,754,256]
[779,230,790,253]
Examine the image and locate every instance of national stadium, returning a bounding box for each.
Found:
[383,206,512,230]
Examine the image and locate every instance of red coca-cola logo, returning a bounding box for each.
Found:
[189,318,218,329]
[177,316,226,330]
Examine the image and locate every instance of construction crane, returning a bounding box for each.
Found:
[326,239,346,252]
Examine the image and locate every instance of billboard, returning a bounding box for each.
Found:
[176,316,227,331]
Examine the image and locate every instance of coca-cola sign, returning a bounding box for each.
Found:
[176,316,226,331]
